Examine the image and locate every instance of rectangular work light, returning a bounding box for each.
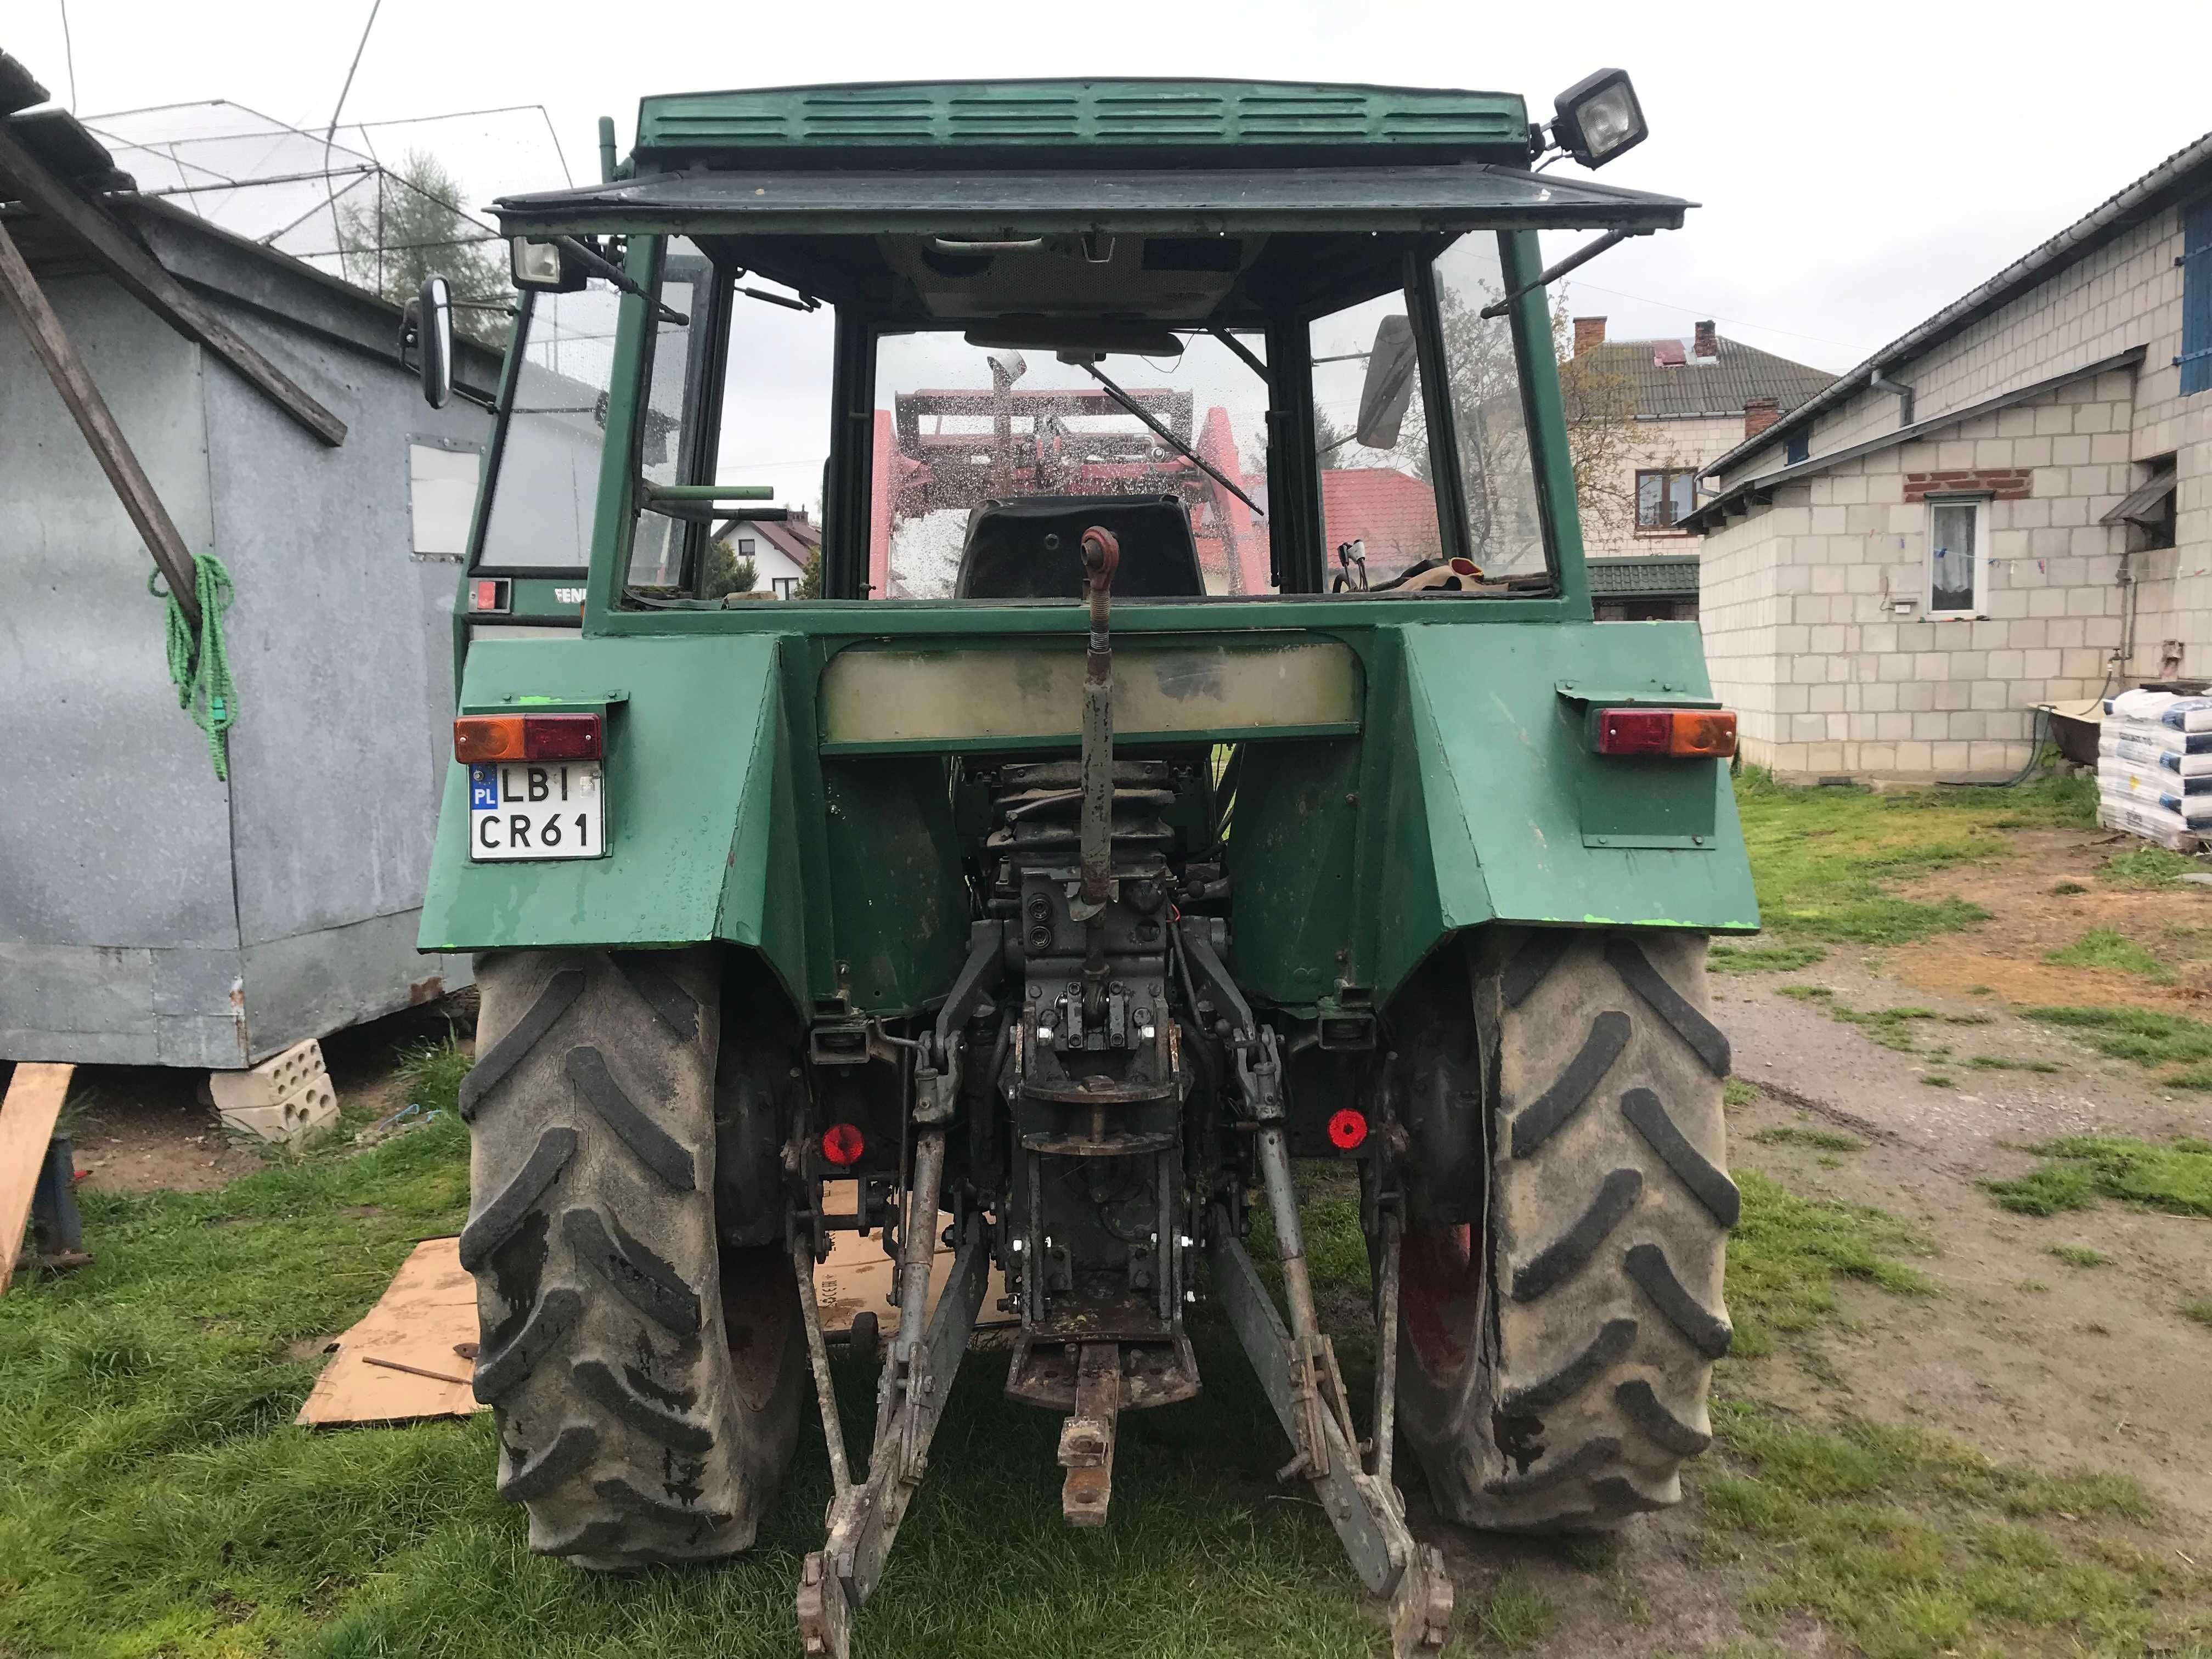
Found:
[510,236,587,292]
[1553,69,1648,169]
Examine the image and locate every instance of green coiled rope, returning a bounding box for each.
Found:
[150,554,236,781]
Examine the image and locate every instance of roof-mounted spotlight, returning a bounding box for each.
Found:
[1552,69,1647,169]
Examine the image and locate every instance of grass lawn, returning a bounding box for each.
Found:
[1730,768,2095,945]
[8,1049,2203,1657]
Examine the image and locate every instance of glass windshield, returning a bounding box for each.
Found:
[1430,235,1546,579]
[1311,294,1444,586]
[475,282,624,573]
[871,331,1271,599]
[628,239,836,597]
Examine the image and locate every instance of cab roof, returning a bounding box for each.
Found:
[629,78,1537,171]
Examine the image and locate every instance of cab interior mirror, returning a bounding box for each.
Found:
[416,275,453,410]
[1354,314,1418,449]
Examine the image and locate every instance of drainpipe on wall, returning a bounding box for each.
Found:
[1868,368,1916,426]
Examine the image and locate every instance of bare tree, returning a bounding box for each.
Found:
[1551,293,1639,545]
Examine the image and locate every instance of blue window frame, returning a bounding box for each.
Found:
[2183,197,2212,397]
[1785,431,1810,465]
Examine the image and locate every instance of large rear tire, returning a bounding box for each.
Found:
[459,947,804,1567]
[1393,928,1735,1531]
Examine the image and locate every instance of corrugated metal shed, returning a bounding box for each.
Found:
[1,96,508,1068]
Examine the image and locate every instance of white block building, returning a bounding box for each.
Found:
[1683,133,2212,781]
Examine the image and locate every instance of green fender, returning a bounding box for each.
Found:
[419,634,814,1004]
[1223,619,1760,1010]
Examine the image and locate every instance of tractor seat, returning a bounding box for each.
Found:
[954,494,1206,600]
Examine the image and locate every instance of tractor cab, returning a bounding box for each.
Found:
[447,76,1683,632]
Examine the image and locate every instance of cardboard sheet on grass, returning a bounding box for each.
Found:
[300,1194,1007,1427]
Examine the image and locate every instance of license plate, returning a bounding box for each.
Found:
[468,762,604,861]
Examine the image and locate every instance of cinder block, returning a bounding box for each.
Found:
[209,1039,328,1115]
[218,1074,338,1147]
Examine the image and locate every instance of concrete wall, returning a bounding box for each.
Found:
[1,269,481,1065]
[1583,413,1743,560]
[1701,191,2209,780]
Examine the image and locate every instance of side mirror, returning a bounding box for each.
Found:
[416,275,453,410]
[1354,314,1419,449]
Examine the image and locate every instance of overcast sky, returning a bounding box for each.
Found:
[12,0,2209,377]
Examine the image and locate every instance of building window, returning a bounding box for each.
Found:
[2182,199,2211,397]
[1785,431,1809,465]
[1927,498,1986,617]
[1635,469,1696,530]
[738,537,757,555]
[407,441,481,560]
[772,577,798,600]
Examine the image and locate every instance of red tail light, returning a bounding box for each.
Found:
[1595,707,1736,759]
[1327,1108,1368,1151]
[471,578,510,613]
[821,1124,865,1166]
[453,713,603,763]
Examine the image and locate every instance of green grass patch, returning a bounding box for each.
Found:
[1709,943,1829,974]
[1724,1171,1937,1358]
[1780,991,1994,1058]
[2047,1243,2109,1268]
[1700,1398,2191,1658]
[2042,929,2174,981]
[1986,1135,2212,1218]
[2182,1301,2212,1329]
[2097,847,2199,889]
[0,1088,1417,1657]
[2022,1003,2212,1073]
[394,1035,471,1116]
[1922,1073,1955,1088]
[1733,769,2091,946]
[1723,1079,1760,1110]
[1472,1567,1560,1651]
[1749,1125,1865,1153]
[2051,881,2090,896]
[1967,1054,2062,1073]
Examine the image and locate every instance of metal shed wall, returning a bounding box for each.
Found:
[1,266,481,1066]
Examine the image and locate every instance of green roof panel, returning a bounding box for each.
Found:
[635,78,1530,165]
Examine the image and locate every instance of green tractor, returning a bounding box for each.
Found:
[419,72,1757,1658]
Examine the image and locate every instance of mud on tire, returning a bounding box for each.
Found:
[1394,928,1735,1531]
[459,948,804,1567]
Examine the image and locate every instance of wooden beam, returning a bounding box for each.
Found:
[0,219,203,626]
[0,1063,75,1296]
[0,120,347,447]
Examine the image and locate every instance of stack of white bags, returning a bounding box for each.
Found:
[2098,689,2212,850]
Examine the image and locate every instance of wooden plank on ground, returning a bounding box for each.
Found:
[0,1063,75,1296]
[298,1237,483,1426]
[0,119,346,447]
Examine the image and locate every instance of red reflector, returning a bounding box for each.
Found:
[821,1124,865,1166]
[1595,708,1737,759]
[1597,708,1671,754]
[1327,1108,1368,1151]
[522,713,602,760]
[471,578,508,613]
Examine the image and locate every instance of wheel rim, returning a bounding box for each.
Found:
[1400,1222,1484,1383]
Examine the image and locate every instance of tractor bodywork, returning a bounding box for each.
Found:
[424,78,1755,1658]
